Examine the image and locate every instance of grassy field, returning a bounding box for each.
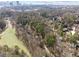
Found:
[0,27,31,57]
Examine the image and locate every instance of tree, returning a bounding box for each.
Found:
[41,12,48,18]
[0,19,6,33]
[16,14,29,27]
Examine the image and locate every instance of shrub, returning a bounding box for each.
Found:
[3,45,9,52]
[20,50,26,57]
[36,23,44,33]
[46,35,56,47]
[69,33,79,44]
[14,45,20,55]
[31,21,45,38]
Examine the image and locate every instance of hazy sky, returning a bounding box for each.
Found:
[0,0,79,1]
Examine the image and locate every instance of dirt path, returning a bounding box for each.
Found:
[6,19,12,28]
[0,18,31,57]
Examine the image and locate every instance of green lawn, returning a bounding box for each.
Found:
[0,27,31,57]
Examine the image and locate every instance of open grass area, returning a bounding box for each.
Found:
[0,27,31,57]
